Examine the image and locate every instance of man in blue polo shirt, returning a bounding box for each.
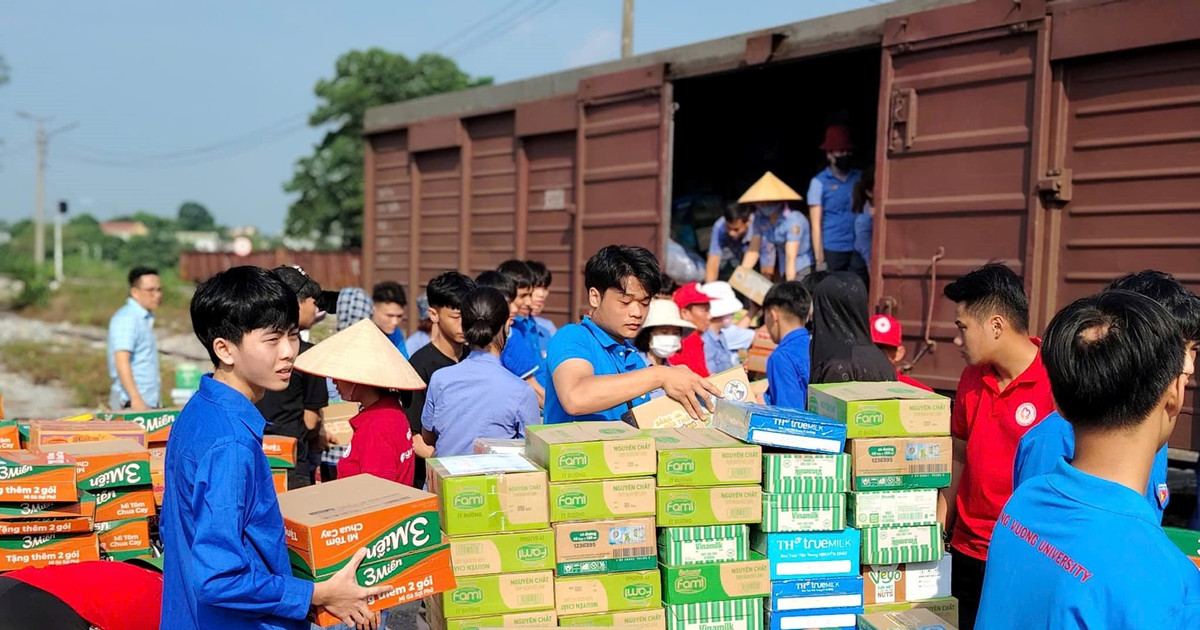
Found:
[544,246,721,424]
[1014,270,1200,524]
[705,204,752,283]
[737,172,813,281]
[976,291,1200,630]
[807,125,862,275]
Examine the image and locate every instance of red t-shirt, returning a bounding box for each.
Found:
[898,372,934,392]
[668,332,711,377]
[951,338,1054,561]
[339,396,416,486]
[6,561,162,630]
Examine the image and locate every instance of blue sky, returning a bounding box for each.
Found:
[0,1,881,235]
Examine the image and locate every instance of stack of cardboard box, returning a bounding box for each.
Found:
[54,438,154,560]
[263,435,297,494]
[0,450,100,570]
[97,409,177,513]
[425,453,555,630]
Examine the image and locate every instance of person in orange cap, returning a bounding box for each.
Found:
[807,124,864,276]
[870,314,933,391]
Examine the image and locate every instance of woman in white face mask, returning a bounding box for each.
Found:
[633,299,697,399]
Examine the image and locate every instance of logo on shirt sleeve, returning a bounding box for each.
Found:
[1015,402,1039,427]
[1157,483,1170,509]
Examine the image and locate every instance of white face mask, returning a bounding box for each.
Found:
[649,334,683,359]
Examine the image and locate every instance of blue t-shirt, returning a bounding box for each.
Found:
[1013,411,1171,523]
[422,351,540,457]
[806,167,862,252]
[544,317,649,424]
[751,207,814,272]
[708,216,752,265]
[386,327,409,359]
[853,205,873,266]
[701,328,734,375]
[501,322,540,380]
[977,459,1200,629]
[765,328,811,408]
[513,316,551,388]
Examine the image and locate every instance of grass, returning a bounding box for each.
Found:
[0,340,177,410]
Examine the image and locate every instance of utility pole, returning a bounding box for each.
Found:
[55,200,67,284]
[16,112,76,269]
[621,0,634,58]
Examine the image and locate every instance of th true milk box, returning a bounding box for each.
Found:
[664,597,763,630]
[861,524,943,565]
[849,489,938,528]
[751,528,861,580]
[658,525,749,566]
[807,382,949,439]
[554,569,661,616]
[660,553,770,605]
[436,570,555,618]
[54,439,151,491]
[554,517,657,576]
[549,477,656,522]
[559,607,666,629]
[644,428,761,487]
[857,608,959,630]
[426,454,549,536]
[862,553,952,605]
[97,408,180,444]
[767,575,864,612]
[449,529,555,576]
[761,493,846,533]
[656,486,762,527]
[622,366,753,430]
[710,400,846,454]
[763,452,851,494]
[864,596,959,627]
[312,543,457,627]
[767,608,858,630]
[848,437,952,491]
[525,422,656,482]
[0,450,78,502]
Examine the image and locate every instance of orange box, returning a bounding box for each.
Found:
[0,451,78,503]
[745,327,777,374]
[54,439,151,491]
[29,420,146,449]
[0,517,93,536]
[95,517,151,558]
[263,435,297,469]
[272,469,288,494]
[87,487,156,522]
[278,474,441,579]
[150,449,165,506]
[311,544,456,627]
[0,532,100,570]
[96,409,180,443]
[0,496,95,520]
[0,422,19,450]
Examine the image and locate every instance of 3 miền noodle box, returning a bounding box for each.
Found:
[86,487,156,522]
[449,529,556,576]
[807,382,949,439]
[311,543,456,627]
[0,450,77,502]
[525,423,655,482]
[94,517,151,560]
[549,477,655,522]
[655,486,762,527]
[262,435,297,469]
[435,570,555,618]
[862,553,952,605]
[849,489,938,528]
[622,367,753,430]
[278,474,441,579]
[659,553,770,605]
[657,525,748,566]
[643,428,761,487]
[553,517,657,576]
[0,422,19,450]
[554,569,661,616]
[0,532,99,570]
[762,453,850,494]
[427,454,549,536]
[848,437,952,491]
[96,409,180,444]
[28,420,146,449]
[710,400,846,454]
[54,439,151,491]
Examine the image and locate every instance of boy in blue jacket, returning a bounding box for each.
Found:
[762,281,813,408]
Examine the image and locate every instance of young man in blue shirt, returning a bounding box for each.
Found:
[976,290,1200,629]
[807,125,862,275]
[371,281,409,359]
[161,266,386,630]
[705,204,752,283]
[762,281,812,408]
[738,172,813,281]
[1014,270,1200,523]
[498,259,552,393]
[526,260,558,355]
[477,269,545,408]
[544,245,721,424]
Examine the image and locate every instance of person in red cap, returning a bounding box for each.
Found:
[670,283,713,377]
[870,314,933,392]
[807,124,864,276]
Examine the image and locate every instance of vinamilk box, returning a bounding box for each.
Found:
[849,489,938,528]
[762,453,851,494]
[657,525,748,566]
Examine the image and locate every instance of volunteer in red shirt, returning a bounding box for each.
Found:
[940,263,1053,630]
[670,283,713,377]
[870,314,933,391]
[1,560,162,630]
[294,318,425,486]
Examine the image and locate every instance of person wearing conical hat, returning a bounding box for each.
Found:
[737,171,815,282]
[293,318,425,486]
[807,124,865,276]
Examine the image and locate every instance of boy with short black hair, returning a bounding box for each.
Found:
[762,281,812,408]
[499,260,551,394]
[161,266,385,630]
[371,280,409,358]
[476,269,545,407]
[976,290,1200,629]
[526,260,557,350]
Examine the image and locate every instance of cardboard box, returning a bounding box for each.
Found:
[848,437,952,491]
[761,493,846,532]
[550,477,655,521]
[554,569,661,616]
[322,401,358,447]
[622,367,753,430]
[559,608,665,629]
[664,598,762,630]
[862,553,952,605]
[449,529,555,576]
[850,489,938,528]
[864,596,959,627]
[861,524,943,565]
[644,428,761,487]
[656,486,762,527]
[262,435,297,469]
[54,439,150,491]
[0,532,99,570]
[0,422,19,450]
[763,453,851,494]
[766,609,858,630]
[95,517,151,558]
[750,380,769,405]
[659,553,769,605]
[0,496,94,520]
[96,408,180,443]
[272,469,288,494]
[0,450,78,503]
[278,474,441,578]
[312,543,457,627]
[554,517,657,576]
[473,439,525,455]
[751,529,861,580]
[766,575,864,612]
[1164,527,1200,557]
[525,423,655,482]
[857,608,959,630]
[657,525,748,566]
[729,268,774,305]
[807,383,950,439]
[87,487,156,522]
[426,454,549,537]
[745,328,777,374]
[427,606,557,630]
[0,516,93,536]
[150,449,165,506]
[436,570,555,618]
[710,400,846,454]
[28,420,146,449]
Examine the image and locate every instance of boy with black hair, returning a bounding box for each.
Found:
[1015,270,1200,524]
[544,245,721,424]
[476,269,545,407]
[161,266,386,630]
[762,281,812,408]
[498,260,552,392]
[526,260,557,350]
[705,204,753,282]
[371,280,409,358]
[976,291,1200,629]
[941,263,1053,630]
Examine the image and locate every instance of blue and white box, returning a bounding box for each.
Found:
[768,575,865,612]
[711,400,847,454]
[767,608,860,630]
[752,528,861,580]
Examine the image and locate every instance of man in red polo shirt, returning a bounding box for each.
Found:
[940,264,1053,630]
[671,283,713,377]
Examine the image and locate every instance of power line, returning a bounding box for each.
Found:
[430,0,525,53]
[57,120,310,169]
[444,0,561,59]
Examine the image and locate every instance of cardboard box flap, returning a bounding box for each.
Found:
[527,421,645,445]
[277,474,436,526]
[427,453,540,478]
[810,382,946,402]
[0,450,75,468]
[53,438,148,457]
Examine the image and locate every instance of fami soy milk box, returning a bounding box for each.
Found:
[643,428,761,487]
[449,529,555,576]
[807,382,949,439]
[554,569,662,616]
[426,454,549,536]
[525,422,656,482]
[549,477,656,522]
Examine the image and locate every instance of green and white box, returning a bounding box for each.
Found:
[762,453,850,494]
[656,486,762,527]
[761,493,846,533]
[850,489,938,528]
[660,553,770,605]
[558,607,666,628]
[554,569,662,616]
[807,382,950,438]
[549,477,656,522]
[861,524,943,565]
[449,529,555,576]
[643,428,762,487]
[525,422,656,482]
[664,598,763,630]
[658,525,749,566]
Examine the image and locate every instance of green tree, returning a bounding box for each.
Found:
[176,201,217,232]
[118,231,180,271]
[283,49,491,248]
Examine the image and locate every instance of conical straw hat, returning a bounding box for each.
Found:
[738,171,802,204]
[294,319,426,391]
